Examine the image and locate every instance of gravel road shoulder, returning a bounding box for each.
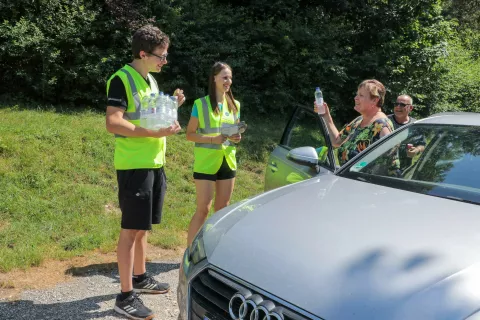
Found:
[0,248,183,320]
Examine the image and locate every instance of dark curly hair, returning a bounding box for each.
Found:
[132,25,170,59]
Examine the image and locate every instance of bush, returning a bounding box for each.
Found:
[0,0,477,124]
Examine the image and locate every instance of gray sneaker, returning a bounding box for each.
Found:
[114,292,155,320]
[133,275,170,294]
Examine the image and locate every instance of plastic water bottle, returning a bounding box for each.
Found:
[162,94,172,128]
[155,92,165,129]
[315,87,325,115]
[148,93,157,129]
[140,95,150,128]
[171,96,178,124]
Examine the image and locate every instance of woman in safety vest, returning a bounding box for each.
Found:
[186,62,242,246]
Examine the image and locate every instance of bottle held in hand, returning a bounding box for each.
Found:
[315,87,325,115]
[140,95,150,128]
[148,92,157,129]
[171,96,178,125]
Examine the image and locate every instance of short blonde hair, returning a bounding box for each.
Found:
[358,79,385,108]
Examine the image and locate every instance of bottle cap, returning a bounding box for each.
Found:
[316,87,320,91]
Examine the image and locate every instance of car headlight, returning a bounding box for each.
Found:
[189,226,206,265]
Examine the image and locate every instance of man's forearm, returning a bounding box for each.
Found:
[106,118,160,138]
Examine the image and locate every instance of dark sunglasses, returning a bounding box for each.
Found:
[394,102,411,108]
[148,52,168,61]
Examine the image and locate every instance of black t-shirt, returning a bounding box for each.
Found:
[107,76,128,109]
[106,67,155,109]
[388,114,416,130]
[388,114,427,170]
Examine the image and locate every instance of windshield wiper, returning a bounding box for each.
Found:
[440,195,479,205]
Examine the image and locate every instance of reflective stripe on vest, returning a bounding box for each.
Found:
[195,97,222,150]
[115,71,158,137]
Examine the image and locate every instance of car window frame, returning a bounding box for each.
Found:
[278,106,336,172]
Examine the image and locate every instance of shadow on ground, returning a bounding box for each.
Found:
[0,294,118,319]
[0,262,180,320]
[65,261,180,281]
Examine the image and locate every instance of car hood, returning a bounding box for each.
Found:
[205,175,480,320]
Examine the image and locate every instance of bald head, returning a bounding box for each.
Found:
[393,94,414,122]
[397,94,413,105]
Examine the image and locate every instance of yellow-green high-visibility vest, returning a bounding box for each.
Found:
[193,96,240,174]
[106,64,166,170]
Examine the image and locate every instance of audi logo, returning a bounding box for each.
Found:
[228,291,284,320]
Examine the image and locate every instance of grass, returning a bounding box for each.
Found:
[0,104,285,272]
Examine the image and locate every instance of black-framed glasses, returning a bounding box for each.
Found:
[394,102,410,108]
[148,52,168,61]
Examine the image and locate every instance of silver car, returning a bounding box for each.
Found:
[178,110,480,320]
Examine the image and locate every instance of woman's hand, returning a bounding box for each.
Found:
[228,133,242,143]
[212,134,227,144]
[314,101,330,117]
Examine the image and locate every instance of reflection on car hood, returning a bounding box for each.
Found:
[207,175,480,319]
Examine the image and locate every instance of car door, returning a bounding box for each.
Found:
[264,106,336,191]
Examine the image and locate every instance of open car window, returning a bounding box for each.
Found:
[340,124,480,205]
[281,108,334,169]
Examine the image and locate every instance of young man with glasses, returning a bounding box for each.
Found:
[388,95,426,173]
[106,24,185,320]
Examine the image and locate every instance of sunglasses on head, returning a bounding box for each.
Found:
[394,102,411,108]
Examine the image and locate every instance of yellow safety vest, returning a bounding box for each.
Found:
[193,96,240,174]
[106,64,166,170]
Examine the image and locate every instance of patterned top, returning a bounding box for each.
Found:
[337,116,394,166]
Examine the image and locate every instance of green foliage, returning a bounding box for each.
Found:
[0,0,132,105]
[1,0,478,125]
[432,40,480,113]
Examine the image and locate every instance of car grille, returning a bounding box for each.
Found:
[189,269,313,320]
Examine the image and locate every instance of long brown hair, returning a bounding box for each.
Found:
[208,62,238,115]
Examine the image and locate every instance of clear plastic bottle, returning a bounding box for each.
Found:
[171,96,178,125]
[148,93,157,129]
[315,87,325,115]
[162,95,171,127]
[155,92,165,129]
[140,95,150,128]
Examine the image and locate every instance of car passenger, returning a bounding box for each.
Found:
[388,95,426,172]
[314,79,394,166]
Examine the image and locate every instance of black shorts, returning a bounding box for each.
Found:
[193,157,236,181]
[116,167,167,230]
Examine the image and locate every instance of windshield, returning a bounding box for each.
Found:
[340,124,480,205]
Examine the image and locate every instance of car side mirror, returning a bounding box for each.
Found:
[287,147,319,168]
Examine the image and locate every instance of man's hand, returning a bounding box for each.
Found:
[155,121,182,137]
[228,133,242,143]
[174,89,186,107]
[407,145,425,158]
